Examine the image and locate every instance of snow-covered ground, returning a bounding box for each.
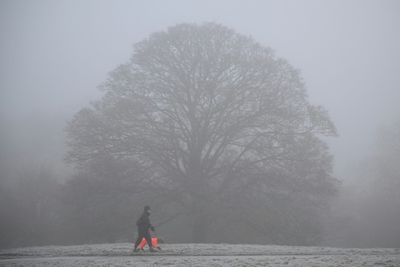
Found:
[1,243,399,266]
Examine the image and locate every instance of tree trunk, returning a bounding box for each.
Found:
[192,211,207,243]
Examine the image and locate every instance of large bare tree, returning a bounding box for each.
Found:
[67,23,337,242]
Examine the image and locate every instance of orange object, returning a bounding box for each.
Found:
[138,237,159,249]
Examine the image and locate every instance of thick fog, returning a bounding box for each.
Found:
[1,0,400,248]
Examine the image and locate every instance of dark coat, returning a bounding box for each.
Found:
[136,210,153,233]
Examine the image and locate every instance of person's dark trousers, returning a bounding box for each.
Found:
[134,229,152,249]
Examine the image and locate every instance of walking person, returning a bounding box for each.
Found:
[134,205,156,252]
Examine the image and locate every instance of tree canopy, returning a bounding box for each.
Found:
[67,23,337,243]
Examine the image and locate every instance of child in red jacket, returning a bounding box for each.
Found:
[137,236,161,250]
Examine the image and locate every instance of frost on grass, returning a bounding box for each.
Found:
[1,243,399,267]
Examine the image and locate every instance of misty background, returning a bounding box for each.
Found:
[1,0,400,248]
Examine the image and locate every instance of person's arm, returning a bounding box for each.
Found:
[146,215,155,231]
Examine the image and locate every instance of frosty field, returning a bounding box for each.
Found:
[1,243,399,267]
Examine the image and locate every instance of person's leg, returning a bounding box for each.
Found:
[143,230,154,250]
[134,231,144,250]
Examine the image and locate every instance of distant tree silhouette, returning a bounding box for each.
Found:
[67,23,337,243]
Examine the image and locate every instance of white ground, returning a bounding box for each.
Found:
[1,243,399,266]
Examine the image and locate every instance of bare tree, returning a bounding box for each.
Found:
[66,23,337,242]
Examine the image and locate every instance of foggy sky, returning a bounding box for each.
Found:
[1,0,400,181]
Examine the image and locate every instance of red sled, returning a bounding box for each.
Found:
[138,237,161,250]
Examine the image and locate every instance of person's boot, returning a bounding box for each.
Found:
[149,247,157,252]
